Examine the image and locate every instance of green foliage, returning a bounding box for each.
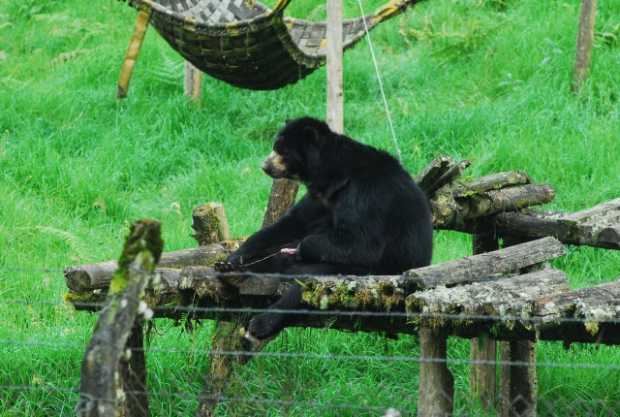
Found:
[1,0,620,415]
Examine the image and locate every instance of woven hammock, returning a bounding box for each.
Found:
[121,0,421,92]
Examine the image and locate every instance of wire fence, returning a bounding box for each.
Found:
[2,265,620,417]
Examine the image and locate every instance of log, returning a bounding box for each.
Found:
[262,179,299,228]
[535,277,620,339]
[406,268,569,328]
[469,231,499,411]
[496,211,620,249]
[453,171,530,196]
[433,184,555,229]
[77,220,163,417]
[418,327,453,417]
[403,237,566,290]
[572,0,597,92]
[415,156,470,198]
[64,243,233,292]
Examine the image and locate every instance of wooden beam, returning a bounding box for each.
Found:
[326,0,344,133]
[64,243,233,292]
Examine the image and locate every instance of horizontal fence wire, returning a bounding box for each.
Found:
[5,298,620,326]
[3,339,620,371]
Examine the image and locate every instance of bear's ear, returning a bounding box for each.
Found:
[303,126,327,148]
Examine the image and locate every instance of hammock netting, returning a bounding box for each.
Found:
[126,0,421,90]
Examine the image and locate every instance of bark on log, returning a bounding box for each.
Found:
[192,203,231,245]
[418,327,453,417]
[469,231,499,411]
[403,237,565,290]
[64,243,233,292]
[77,220,163,417]
[495,198,620,249]
[453,171,530,196]
[262,179,299,228]
[572,0,597,93]
[406,268,569,328]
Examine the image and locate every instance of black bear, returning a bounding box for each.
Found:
[220,117,433,341]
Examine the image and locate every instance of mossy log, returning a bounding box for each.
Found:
[64,242,235,292]
[495,198,620,249]
[77,220,163,417]
[406,268,569,329]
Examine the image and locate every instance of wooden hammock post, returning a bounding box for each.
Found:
[117,6,152,99]
[184,61,203,100]
[572,0,597,92]
[469,227,499,411]
[326,0,344,133]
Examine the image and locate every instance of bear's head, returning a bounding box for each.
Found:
[262,117,333,182]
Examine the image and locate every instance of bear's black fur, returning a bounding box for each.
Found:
[221,117,433,340]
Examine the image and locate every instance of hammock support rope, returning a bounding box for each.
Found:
[117,0,421,96]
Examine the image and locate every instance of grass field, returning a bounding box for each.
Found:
[1,0,619,415]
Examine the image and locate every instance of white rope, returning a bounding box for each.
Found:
[355,0,402,161]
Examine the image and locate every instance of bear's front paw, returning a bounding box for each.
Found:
[247,312,285,340]
[214,260,244,272]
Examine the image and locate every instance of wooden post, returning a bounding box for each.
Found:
[262,179,299,227]
[117,6,152,99]
[184,61,203,100]
[572,0,597,92]
[326,0,344,133]
[469,230,499,410]
[194,203,249,417]
[77,220,163,417]
[500,341,537,417]
[192,203,230,245]
[418,327,453,417]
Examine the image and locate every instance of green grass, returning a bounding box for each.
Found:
[1,0,620,415]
